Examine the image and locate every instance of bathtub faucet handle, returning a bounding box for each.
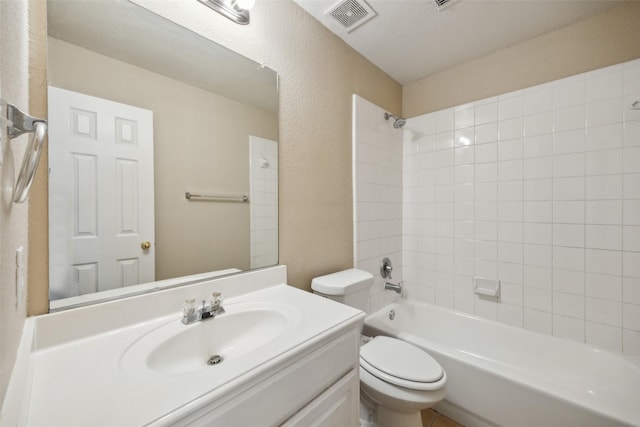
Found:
[380,257,393,279]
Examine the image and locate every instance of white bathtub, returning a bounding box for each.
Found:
[363,300,640,427]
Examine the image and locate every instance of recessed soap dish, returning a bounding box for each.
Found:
[473,277,500,299]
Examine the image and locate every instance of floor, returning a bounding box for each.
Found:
[421,409,463,427]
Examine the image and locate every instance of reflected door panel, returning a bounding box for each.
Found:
[48,87,155,299]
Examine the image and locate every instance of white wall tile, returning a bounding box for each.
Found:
[524,201,552,223]
[553,76,585,109]
[624,252,640,278]
[586,322,622,351]
[553,314,584,341]
[554,129,585,154]
[554,153,585,177]
[553,201,585,224]
[586,225,622,250]
[622,173,640,199]
[554,177,585,201]
[585,174,622,200]
[623,329,640,355]
[475,102,497,125]
[624,200,640,225]
[524,244,552,267]
[475,142,497,163]
[455,107,474,130]
[586,249,622,276]
[524,85,553,115]
[499,117,524,140]
[624,277,640,305]
[524,179,552,200]
[586,200,622,225]
[586,123,623,151]
[525,287,552,311]
[524,265,552,289]
[524,134,554,158]
[586,297,622,326]
[623,303,640,331]
[624,120,640,147]
[524,112,553,137]
[524,157,553,179]
[553,105,585,132]
[553,269,584,295]
[475,122,498,145]
[475,162,497,182]
[586,70,623,103]
[524,308,552,334]
[586,98,623,127]
[585,273,622,301]
[585,149,622,175]
[553,224,585,248]
[554,292,585,318]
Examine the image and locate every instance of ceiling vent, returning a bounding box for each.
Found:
[325,0,377,33]
[433,0,460,11]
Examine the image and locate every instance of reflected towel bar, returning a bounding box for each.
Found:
[185,192,249,202]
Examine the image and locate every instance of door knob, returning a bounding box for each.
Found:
[141,241,151,250]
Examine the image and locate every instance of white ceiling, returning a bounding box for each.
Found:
[294,0,623,85]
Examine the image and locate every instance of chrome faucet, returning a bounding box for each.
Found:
[384,281,402,295]
[182,292,225,325]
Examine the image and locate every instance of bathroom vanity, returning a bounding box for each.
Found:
[3,266,365,426]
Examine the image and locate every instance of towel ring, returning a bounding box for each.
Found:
[13,120,47,203]
[3,102,48,203]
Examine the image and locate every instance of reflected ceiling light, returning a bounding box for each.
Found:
[198,0,252,25]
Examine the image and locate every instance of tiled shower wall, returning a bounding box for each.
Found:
[403,59,640,354]
[249,136,278,269]
[353,95,403,312]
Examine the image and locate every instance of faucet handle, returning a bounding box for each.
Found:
[211,292,223,308]
[183,298,197,315]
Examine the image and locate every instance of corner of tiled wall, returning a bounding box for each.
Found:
[353,95,404,313]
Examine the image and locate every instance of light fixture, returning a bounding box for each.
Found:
[198,0,252,25]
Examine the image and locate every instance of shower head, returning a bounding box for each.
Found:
[384,112,406,129]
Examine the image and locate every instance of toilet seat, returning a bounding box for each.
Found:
[360,336,445,391]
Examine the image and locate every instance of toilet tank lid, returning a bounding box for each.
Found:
[311,268,373,296]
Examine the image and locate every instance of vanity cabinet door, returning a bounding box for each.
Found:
[178,329,359,426]
[281,370,359,427]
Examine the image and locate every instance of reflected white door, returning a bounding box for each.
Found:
[48,87,155,299]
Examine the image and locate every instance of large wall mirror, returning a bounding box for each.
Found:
[47,0,279,310]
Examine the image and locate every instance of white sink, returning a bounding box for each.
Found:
[120,301,300,375]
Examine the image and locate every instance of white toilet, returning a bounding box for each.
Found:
[311,269,447,427]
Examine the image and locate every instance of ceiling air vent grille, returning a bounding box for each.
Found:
[433,0,460,11]
[325,0,377,33]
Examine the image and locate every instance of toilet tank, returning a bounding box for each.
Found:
[311,269,373,313]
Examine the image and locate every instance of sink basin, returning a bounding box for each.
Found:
[120,301,300,375]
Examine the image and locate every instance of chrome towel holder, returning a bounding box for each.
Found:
[2,101,48,203]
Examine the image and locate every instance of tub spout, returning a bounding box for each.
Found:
[384,281,402,294]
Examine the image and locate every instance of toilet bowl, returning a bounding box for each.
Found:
[359,336,447,427]
[311,269,447,427]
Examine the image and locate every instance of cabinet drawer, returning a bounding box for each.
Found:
[184,328,359,426]
[282,370,359,427]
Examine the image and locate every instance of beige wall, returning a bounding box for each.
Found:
[47,38,277,281]
[403,1,640,117]
[0,0,32,403]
